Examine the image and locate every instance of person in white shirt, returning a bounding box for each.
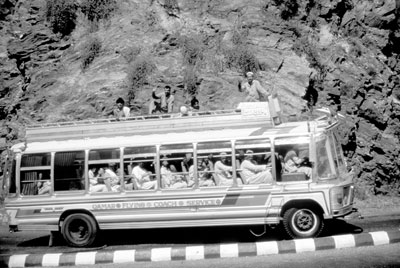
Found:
[240,72,270,102]
[214,152,234,186]
[88,167,109,192]
[113,97,130,119]
[240,150,273,184]
[132,162,156,190]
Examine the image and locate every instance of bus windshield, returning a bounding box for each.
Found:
[315,134,336,180]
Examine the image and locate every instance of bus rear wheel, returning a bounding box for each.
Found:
[283,207,323,239]
[61,213,98,247]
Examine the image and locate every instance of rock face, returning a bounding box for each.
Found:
[0,0,399,196]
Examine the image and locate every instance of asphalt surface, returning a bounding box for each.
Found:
[1,209,400,268]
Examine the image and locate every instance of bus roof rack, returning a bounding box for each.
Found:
[25,103,276,143]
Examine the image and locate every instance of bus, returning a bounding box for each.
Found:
[2,102,355,247]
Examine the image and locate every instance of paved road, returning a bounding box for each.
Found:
[1,212,399,267]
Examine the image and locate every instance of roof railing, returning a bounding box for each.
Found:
[27,108,243,129]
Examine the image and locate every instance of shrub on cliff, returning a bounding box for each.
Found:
[224,45,260,74]
[45,0,77,36]
[179,34,204,66]
[126,57,156,101]
[272,0,299,20]
[81,0,117,22]
[81,37,102,70]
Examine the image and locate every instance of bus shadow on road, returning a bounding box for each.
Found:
[15,220,363,250]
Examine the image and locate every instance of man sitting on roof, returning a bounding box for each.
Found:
[113,97,130,119]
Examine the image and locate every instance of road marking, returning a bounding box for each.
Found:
[42,253,61,267]
[151,247,171,262]
[186,246,204,260]
[113,249,135,263]
[370,231,389,245]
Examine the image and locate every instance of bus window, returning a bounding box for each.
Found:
[197,141,231,187]
[124,146,157,191]
[54,151,85,192]
[88,149,121,193]
[235,139,273,185]
[275,136,312,182]
[159,143,194,189]
[332,131,347,174]
[316,135,336,180]
[20,153,51,196]
[6,159,16,196]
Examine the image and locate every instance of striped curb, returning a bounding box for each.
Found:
[1,229,400,268]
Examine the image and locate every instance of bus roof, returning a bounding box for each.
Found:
[13,103,340,153]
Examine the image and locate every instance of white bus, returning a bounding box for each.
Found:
[2,103,355,247]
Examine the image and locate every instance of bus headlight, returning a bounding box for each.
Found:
[330,187,344,208]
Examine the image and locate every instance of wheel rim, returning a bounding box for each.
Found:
[67,218,90,243]
[291,209,317,234]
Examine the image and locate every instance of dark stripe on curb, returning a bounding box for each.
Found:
[25,254,42,267]
[277,240,296,254]
[239,242,257,257]
[204,244,220,259]
[95,251,114,264]
[171,247,186,261]
[354,233,373,247]
[59,253,76,266]
[314,236,335,250]
[0,255,9,268]
[388,230,400,243]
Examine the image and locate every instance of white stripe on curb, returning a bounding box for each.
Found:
[295,238,316,253]
[75,252,96,265]
[333,234,356,248]
[113,249,135,263]
[42,253,62,267]
[151,247,171,262]
[256,241,279,255]
[220,244,239,258]
[8,254,28,268]
[370,231,390,245]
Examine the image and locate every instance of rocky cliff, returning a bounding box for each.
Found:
[0,0,399,196]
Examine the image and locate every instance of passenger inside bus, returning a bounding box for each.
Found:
[131,162,156,190]
[161,158,187,189]
[88,167,109,192]
[214,152,234,186]
[198,158,215,187]
[240,150,273,184]
[283,150,312,178]
[100,164,121,192]
[37,172,51,195]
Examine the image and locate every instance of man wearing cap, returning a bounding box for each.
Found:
[214,152,234,186]
[240,150,273,184]
[240,72,270,102]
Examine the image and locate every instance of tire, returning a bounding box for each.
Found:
[283,207,324,239]
[61,213,98,247]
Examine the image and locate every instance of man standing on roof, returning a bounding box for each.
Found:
[113,97,130,119]
[240,72,270,102]
[150,85,175,114]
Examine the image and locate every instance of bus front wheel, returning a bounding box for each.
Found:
[283,207,323,239]
[61,213,98,247]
